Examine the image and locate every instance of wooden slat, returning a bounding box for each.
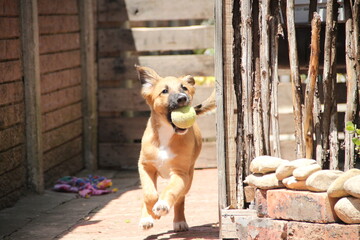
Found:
[99,115,215,142]
[98,25,214,54]
[0,0,19,17]
[0,39,20,60]
[99,142,217,169]
[0,145,24,175]
[0,103,24,129]
[39,33,80,54]
[0,17,20,38]
[0,60,22,83]
[0,165,26,198]
[42,103,82,132]
[41,85,82,113]
[38,15,79,34]
[0,124,24,152]
[99,86,213,112]
[99,88,146,112]
[98,117,147,142]
[37,0,78,15]
[97,0,214,23]
[44,154,83,188]
[43,137,82,171]
[215,0,228,211]
[42,119,82,152]
[40,50,81,74]
[98,55,214,83]
[40,68,81,94]
[0,81,24,106]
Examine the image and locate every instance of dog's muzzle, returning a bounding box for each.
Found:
[168,93,190,135]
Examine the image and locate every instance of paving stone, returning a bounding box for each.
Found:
[267,189,339,223]
[255,189,268,217]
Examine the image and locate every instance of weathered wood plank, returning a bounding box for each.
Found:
[44,154,83,188]
[0,39,20,60]
[0,60,22,84]
[97,0,214,23]
[286,0,305,158]
[99,142,217,169]
[0,124,24,152]
[43,137,82,172]
[42,103,82,132]
[38,15,79,34]
[37,0,78,15]
[42,119,82,152]
[0,145,24,175]
[39,33,80,54]
[215,0,227,210]
[41,85,82,113]
[40,50,81,74]
[99,86,213,112]
[98,25,214,54]
[79,0,97,171]
[0,81,24,106]
[40,68,81,94]
[0,17,20,38]
[0,165,26,198]
[0,103,24,129]
[0,0,19,17]
[99,114,215,143]
[98,55,214,83]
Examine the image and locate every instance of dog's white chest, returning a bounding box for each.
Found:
[155,123,175,179]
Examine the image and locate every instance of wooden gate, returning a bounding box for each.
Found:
[97,0,216,169]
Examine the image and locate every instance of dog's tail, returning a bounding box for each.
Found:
[194,89,216,116]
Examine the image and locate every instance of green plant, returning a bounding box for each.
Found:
[345,121,360,154]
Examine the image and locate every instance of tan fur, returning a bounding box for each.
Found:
[135,66,211,232]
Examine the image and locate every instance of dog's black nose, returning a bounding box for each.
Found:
[177,95,187,105]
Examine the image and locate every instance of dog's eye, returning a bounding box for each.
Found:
[181,85,188,91]
[161,89,168,94]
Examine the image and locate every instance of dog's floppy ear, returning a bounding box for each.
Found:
[135,65,160,88]
[182,75,195,86]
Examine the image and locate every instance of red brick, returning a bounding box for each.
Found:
[255,189,269,217]
[237,217,287,240]
[267,189,339,223]
[287,221,360,240]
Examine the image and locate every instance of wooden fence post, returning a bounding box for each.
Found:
[304,12,321,159]
[260,0,271,155]
[344,0,358,170]
[270,0,282,158]
[79,0,97,171]
[240,0,255,175]
[20,0,44,193]
[286,0,305,158]
[215,0,228,211]
[322,0,339,169]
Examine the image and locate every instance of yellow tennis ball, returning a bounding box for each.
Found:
[171,106,196,129]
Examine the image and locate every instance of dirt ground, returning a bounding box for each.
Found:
[0,168,219,240]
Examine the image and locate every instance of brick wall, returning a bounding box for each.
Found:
[0,0,26,209]
[37,0,84,186]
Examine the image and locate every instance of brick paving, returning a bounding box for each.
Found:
[0,169,219,240]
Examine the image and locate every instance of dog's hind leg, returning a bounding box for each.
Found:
[173,196,189,232]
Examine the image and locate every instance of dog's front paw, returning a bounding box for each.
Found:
[152,200,170,216]
[139,217,154,230]
[173,221,189,232]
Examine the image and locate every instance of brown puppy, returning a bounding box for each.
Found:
[135,66,215,232]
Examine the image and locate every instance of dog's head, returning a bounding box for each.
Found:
[136,65,196,134]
